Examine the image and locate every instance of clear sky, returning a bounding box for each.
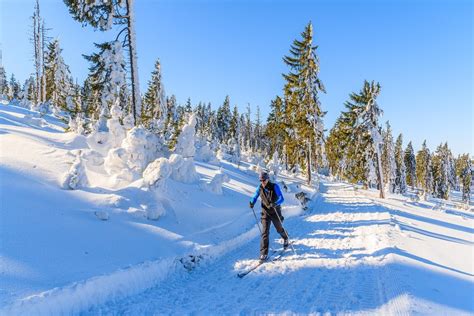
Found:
[0,0,472,155]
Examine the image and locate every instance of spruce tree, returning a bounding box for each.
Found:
[404,141,417,188]
[265,96,286,158]
[356,81,385,198]
[415,140,432,198]
[394,133,407,193]
[432,143,455,200]
[0,64,8,97]
[45,39,73,113]
[282,22,326,184]
[229,105,239,140]
[455,154,472,203]
[381,121,396,193]
[216,95,231,143]
[142,58,166,127]
[8,74,21,101]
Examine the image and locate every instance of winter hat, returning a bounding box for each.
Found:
[259,171,269,181]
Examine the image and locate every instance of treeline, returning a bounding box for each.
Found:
[0,1,471,203]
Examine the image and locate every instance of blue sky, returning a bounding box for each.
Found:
[0,0,472,155]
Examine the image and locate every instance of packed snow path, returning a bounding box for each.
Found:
[88,183,473,315]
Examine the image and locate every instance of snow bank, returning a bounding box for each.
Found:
[0,258,175,316]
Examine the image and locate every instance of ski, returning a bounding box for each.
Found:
[237,261,265,278]
[271,243,292,262]
[237,244,293,278]
[237,249,278,278]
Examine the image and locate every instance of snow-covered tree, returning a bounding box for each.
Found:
[142,58,166,127]
[455,154,472,203]
[64,0,141,124]
[394,133,407,193]
[432,143,455,200]
[356,81,385,198]
[216,95,232,143]
[45,39,72,113]
[8,74,21,101]
[20,76,36,105]
[415,140,432,198]
[404,141,417,188]
[83,41,127,129]
[282,22,326,184]
[381,121,396,193]
[0,64,8,98]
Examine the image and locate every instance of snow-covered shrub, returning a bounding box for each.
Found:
[267,151,281,180]
[104,147,134,181]
[203,170,230,195]
[23,113,47,127]
[168,154,197,183]
[195,138,219,164]
[122,126,163,173]
[143,157,172,187]
[86,127,111,156]
[80,149,104,167]
[216,143,232,161]
[106,99,127,148]
[227,138,241,164]
[175,113,197,158]
[61,152,89,189]
[30,101,50,116]
[68,114,86,135]
[146,202,166,220]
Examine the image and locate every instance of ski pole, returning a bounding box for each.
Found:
[273,207,297,255]
[251,206,263,236]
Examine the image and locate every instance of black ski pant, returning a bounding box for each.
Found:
[260,207,288,256]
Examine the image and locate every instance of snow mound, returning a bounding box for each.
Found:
[202,170,230,195]
[61,152,89,190]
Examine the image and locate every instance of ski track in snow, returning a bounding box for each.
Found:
[86,183,411,315]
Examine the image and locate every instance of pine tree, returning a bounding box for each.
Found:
[404,141,417,188]
[45,39,73,113]
[265,96,286,158]
[142,58,166,127]
[8,74,21,100]
[381,121,396,193]
[355,81,385,198]
[229,105,239,140]
[216,95,231,143]
[0,64,8,97]
[455,154,472,203]
[282,22,326,184]
[415,140,432,197]
[83,41,127,126]
[394,133,407,193]
[432,143,455,200]
[64,0,141,124]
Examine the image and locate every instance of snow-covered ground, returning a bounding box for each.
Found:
[1,104,473,315]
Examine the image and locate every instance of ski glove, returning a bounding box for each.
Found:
[270,202,277,209]
[249,202,254,209]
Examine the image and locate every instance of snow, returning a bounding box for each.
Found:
[1,103,473,315]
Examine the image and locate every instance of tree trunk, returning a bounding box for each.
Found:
[375,145,385,198]
[306,140,312,185]
[126,0,141,125]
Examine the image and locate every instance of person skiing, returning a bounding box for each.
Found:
[249,171,289,262]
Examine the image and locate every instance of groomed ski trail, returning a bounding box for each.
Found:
[87,182,411,315]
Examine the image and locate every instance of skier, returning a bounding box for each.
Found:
[249,171,289,262]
